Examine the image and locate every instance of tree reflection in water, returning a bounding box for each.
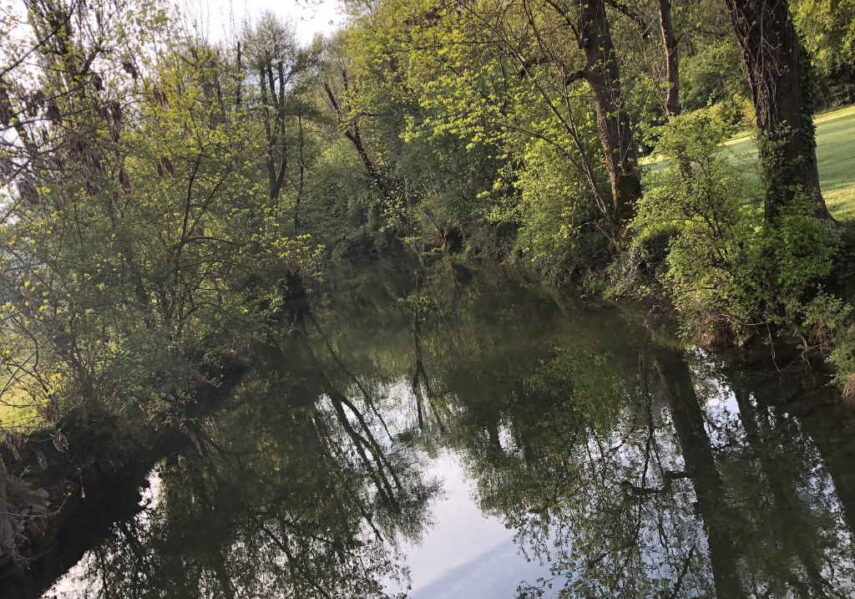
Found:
[40,264,855,599]
[55,334,437,599]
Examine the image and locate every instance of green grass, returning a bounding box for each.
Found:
[0,370,48,430]
[0,392,41,430]
[722,104,855,221]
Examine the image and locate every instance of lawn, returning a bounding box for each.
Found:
[723,104,855,221]
[0,389,41,431]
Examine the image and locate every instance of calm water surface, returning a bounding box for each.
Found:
[29,264,855,598]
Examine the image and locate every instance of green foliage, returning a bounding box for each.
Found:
[2,0,855,426]
[829,328,855,397]
[792,0,855,63]
[339,0,618,271]
[702,94,756,133]
[631,113,840,345]
[0,8,321,425]
[631,114,756,340]
[792,0,855,107]
[769,209,838,296]
[797,293,855,395]
[505,139,609,281]
[681,40,747,112]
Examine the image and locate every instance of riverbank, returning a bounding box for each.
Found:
[0,353,247,596]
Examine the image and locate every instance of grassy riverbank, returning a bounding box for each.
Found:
[723,104,855,221]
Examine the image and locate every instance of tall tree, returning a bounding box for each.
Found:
[244,14,316,201]
[723,0,832,222]
[573,0,642,224]
[657,0,681,117]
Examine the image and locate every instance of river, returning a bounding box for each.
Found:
[16,261,855,598]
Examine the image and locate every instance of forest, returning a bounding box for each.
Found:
[1,0,855,597]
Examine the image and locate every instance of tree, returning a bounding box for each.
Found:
[573,0,642,223]
[243,14,319,202]
[657,0,680,117]
[723,0,833,223]
[0,0,321,429]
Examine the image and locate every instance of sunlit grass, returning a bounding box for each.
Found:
[0,386,42,430]
[643,104,855,222]
[722,104,855,221]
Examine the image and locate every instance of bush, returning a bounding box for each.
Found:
[629,113,841,349]
[801,293,855,398]
[493,139,610,284]
[681,40,747,111]
[705,94,756,133]
[630,114,758,343]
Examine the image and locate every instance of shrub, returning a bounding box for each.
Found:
[629,113,841,350]
[630,114,759,343]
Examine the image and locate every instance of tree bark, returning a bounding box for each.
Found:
[259,62,288,201]
[724,0,832,223]
[576,0,641,225]
[657,0,680,117]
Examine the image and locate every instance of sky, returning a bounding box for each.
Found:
[182,0,348,45]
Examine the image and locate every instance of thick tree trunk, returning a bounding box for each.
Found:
[657,0,680,117]
[576,0,641,226]
[724,0,832,223]
[653,349,747,599]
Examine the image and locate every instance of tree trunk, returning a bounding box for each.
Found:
[259,62,288,201]
[724,0,832,223]
[576,0,641,225]
[295,115,305,235]
[657,0,680,118]
[653,349,747,599]
[323,81,392,202]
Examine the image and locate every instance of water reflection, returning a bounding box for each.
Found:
[45,337,436,598]
[32,263,855,598]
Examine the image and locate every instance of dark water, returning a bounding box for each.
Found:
[33,263,855,598]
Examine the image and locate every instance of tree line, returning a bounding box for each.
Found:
[0,0,853,462]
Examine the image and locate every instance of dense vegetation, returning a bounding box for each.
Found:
[1,0,855,569]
